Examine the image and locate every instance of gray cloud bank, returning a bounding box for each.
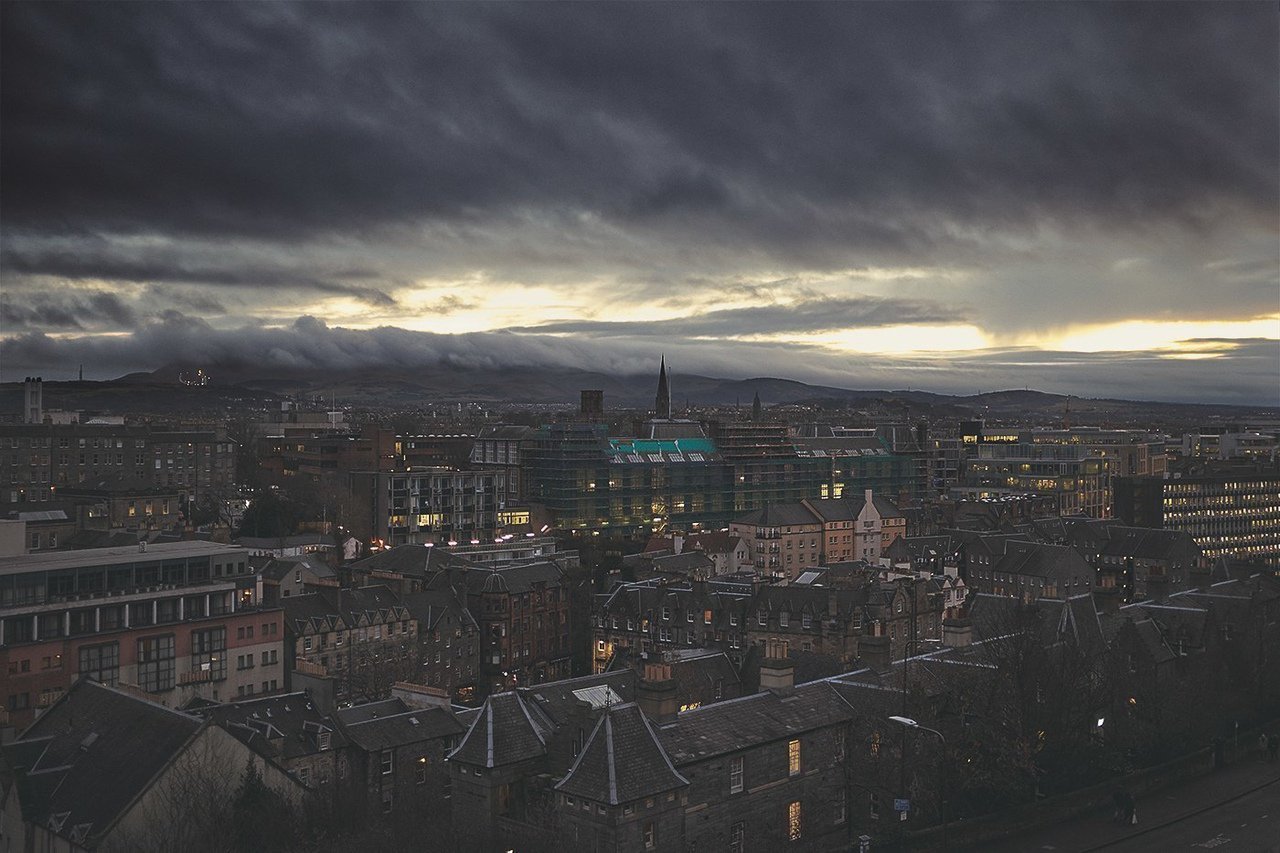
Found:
[2,316,1275,406]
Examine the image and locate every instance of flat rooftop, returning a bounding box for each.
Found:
[0,540,247,576]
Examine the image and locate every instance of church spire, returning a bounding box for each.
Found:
[655,355,671,419]
[751,391,762,421]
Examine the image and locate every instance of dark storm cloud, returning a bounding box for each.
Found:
[0,290,138,330]
[1,2,1274,247]
[1,318,1275,405]
[1,246,396,306]
[512,296,962,336]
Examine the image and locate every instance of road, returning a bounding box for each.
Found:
[979,762,1280,853]
[1099,778,1280,853]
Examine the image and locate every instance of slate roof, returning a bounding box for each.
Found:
[340,706,465,752]
[669,650,741,700]
[968,592,1105,653]
[992,541,1091,583]
[460,560,565,594]
[448,691,552,768]
[334,698,411,724]
[194,692,344,761]
[260,553,336,582]
[732,502,822,528]
[656,681,852,764]
[351,544,474,579]
[555,703,688,805]
[279,585,408,634]
[649,552,716,574]
[400,587,478,633]
[523,671,637,725]
[4,680,203,847]
[1098,526,1198,563]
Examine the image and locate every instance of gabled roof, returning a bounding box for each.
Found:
[447,691,552,768]
[3,680,203,847]
[555,704,687,805]
[279,585,408,634]
[260,553,336,582]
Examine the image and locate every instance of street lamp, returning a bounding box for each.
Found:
[888,716,949,852]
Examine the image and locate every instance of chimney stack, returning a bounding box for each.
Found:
[637,661,678,722]
[942,617,972,649]
[758,638,794,696]
[860,634,893,673]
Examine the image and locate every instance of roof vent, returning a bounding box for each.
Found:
[79,732,99,751]
[409,716,419,725]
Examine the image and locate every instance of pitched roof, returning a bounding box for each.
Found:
[194,692,343,761]
[555,704,688,805]
[340,707,465,752]
[447,691,552,768]
[460,560,565,594]
[656,681,851,764]
[351,544,474,578]
[278,585,408,633]
[732,502,821,528]
[4,680,203,847]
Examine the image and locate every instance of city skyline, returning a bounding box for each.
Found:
[1,2,1277,403]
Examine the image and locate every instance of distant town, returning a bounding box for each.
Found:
[0,364,1276,852]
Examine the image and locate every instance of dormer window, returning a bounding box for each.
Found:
[779,611,789,628]
[318,731,332,751]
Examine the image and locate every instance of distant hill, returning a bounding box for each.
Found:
[0,363,1272,424]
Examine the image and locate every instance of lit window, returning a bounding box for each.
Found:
[788,800,802,841]
[788,739,801,776]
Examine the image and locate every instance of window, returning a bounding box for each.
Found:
[78,643,119,686]
[788,739,801,776]
[870,792,882,820]
[643,821,656,849]
[137,635,175,692]
[758,611,767,627]
[729,755,744,794]
[381,790,394,814]
[730,822,746,853]
[381,750,394,775]
[788,800,802,841]
[416,756,429,784]
[835,729,846,761]
[191,627,226,681]
[780,611,789,628]
[704,609,712,625]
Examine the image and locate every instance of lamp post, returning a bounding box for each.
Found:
[889,716,948,852]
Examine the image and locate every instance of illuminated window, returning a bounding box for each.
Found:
[788,800,802,841]
[788,739,801,776]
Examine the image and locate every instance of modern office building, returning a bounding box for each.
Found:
[0,541,284,727]
[1114,461,1280,566]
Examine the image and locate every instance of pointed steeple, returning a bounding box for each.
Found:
[655,355,671,420]
[751,391,762,421]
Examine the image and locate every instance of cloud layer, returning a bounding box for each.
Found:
[1,2,1276,401]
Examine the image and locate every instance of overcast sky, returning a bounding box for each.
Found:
[1,2,1276,403]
